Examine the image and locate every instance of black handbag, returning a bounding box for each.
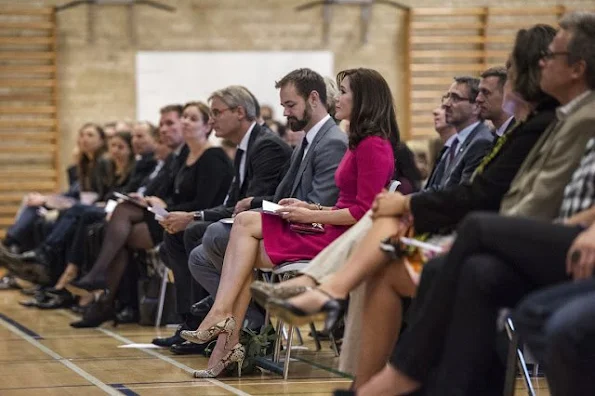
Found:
[137,275,179,326]
[135,249,180,326]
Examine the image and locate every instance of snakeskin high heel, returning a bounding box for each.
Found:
[193,343,245,378]
[180,316,236,347]
[250,280,312,307]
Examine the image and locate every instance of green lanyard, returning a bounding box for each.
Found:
[470,121,521,182]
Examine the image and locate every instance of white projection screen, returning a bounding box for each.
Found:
[136,51,334,124]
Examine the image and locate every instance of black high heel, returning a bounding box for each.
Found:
[267,288,347,332]
[70,293,117,328]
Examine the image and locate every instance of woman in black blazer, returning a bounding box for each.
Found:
[67,102,234,327]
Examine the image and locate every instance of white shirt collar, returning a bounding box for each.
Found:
[496,116,515,137]
[238,122,256,152]
[456,121,480,146]
[173,143,184,157]
[558,90,592,118]
[305,114,331,146]
[444,133,457,148]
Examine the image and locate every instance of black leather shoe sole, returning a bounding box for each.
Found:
[170,341,207,355]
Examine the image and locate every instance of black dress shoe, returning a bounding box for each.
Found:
[18,287,52,307]
[116,306,138,324]
[152,323,188,347]
[190,296,214,321]
[0,276,17,290]
[170,341,208,355]
[37,290,75,309]
[3,254,51,285]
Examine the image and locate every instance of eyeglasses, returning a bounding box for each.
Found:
[210,107,234,118]
[442,93,473,104]
[540,49,571,60]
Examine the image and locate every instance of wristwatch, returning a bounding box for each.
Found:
[193,211,204,221]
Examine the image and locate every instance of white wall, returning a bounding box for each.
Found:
[136,51,334,124]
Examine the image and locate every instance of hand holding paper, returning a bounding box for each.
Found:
[262,200,286,215]
[148,204,169,221]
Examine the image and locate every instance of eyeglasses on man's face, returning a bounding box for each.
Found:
[442,92,474,104]
[540,49,571,61]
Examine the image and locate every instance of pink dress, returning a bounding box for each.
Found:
[262,136,395,265]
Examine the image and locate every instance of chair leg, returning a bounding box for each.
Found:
[309,322,322,351]
[273,318,284,363]
[504,318,536,396]
[329,331,340,357]
[155,265,168,327]
[295,326,304,346]
[283,325,295,380]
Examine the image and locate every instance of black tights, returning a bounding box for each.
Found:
[81,202,154,299]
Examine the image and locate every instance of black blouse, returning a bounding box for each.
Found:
[169,147,234,212]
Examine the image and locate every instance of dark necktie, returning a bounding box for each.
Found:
[424,145,449,189]
[448,137,459,164]
[234,148,245,187]
[275,136,309,201]
[295,136,309,167]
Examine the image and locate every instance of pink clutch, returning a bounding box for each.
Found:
[289,222,325,235]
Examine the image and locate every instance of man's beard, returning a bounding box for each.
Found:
[287,103,312,131]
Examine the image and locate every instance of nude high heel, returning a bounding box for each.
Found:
[193,343,245,378]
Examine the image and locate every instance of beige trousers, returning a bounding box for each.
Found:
[301,211,374,375]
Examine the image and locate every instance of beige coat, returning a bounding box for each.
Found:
[500,91,595,219]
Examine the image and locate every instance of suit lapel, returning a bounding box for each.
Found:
[444,123,482,175]
[290,118,334,196]
[424,146,448,189]
[239,123,262,194]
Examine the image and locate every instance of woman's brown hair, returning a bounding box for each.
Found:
[77,122,107,191]
[336,68,400,151]
[511,24,557,102]
[109,131,135,186]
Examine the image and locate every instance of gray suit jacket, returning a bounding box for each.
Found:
[501,91,595,220]
[252,117,348,208]
[426,122,493,191]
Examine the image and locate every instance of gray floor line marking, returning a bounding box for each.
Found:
[59,310,252,396]
[0,316,120,396]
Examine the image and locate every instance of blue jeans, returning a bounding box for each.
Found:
[514,279,595,396]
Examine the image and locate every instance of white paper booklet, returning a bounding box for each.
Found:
[148,204,169,221]
[262,200,287,215]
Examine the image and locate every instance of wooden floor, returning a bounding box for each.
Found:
[0,286,552,395]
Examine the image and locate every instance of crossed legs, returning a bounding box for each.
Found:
[282,216,407,317]
[194,211,273,367]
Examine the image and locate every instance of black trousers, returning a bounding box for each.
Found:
[514,279,595,396]
[391,212,581,395]
[161,220,212,316]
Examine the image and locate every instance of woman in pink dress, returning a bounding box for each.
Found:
[181,68,399,378]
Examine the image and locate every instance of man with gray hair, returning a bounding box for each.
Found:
[153,85,291,351]
[182,68,349,351]
[501,11,595,219]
